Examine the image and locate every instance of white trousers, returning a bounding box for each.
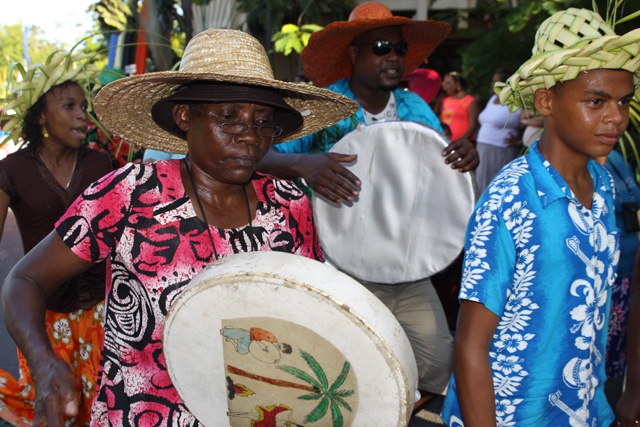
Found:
[359,277,454,394]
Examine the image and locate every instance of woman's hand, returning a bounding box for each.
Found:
[2,232,94,426]
[30,353,79,427]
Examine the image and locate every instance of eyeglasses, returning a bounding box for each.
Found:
[196,108,283,138]
[356,40,408,57]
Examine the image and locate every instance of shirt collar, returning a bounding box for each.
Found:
[526,141,613,208]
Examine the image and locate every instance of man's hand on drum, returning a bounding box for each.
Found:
[31,354,79,426]
[442,137,479,172]
[300,152,360,204]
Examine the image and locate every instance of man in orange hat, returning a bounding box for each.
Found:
[259,1,477,411]
[261,3,478,201]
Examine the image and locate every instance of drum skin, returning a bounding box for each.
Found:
[312,121,476,284]
[163,251,419,426]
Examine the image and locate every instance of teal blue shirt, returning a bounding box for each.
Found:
[442,142,619,426]
[604,149,640,277]
[275,78,442,154]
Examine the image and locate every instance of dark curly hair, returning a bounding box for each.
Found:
[447,71,467,90]
[22,80,82,152]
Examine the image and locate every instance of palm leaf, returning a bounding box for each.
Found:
[299,349,328,389]
[332,395,353,412]
[330,400,344,427]
[277,365,323,391]
[328,362,351,392]
[334,389,355,398]
[297,392,322,401]
[304,396,329,423]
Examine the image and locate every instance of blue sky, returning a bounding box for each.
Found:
[0,0,96,47]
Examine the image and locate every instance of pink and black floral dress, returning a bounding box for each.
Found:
[55,159,322,426]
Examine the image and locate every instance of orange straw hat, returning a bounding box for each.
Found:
[301,2,451,88]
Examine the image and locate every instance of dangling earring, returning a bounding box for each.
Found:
[42,128,49,138]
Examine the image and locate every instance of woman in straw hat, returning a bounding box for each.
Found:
[440,7,639,427]
[1,29,357,426]
[0,52,120,426]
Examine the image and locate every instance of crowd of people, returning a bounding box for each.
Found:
[0,1,639,426]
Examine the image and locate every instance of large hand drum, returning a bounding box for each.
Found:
[313,121,476,284]
[163,252,419,426]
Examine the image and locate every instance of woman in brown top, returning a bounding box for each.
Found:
[0,64,118,426]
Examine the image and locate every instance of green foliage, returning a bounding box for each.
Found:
[271,23,323,55]
[89,0,135,31]
[0,24,69,98]
[460,0,640,179]
[277,349,354,426]
[237,0,355,44]
[456,0,640,98]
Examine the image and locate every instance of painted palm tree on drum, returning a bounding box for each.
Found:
[277,349,354,427]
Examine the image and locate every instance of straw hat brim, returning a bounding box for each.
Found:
[301,18,451,88]
[94,71,359,154]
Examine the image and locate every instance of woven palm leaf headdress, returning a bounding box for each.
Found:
[495,6,640,112]
[2,50,101,145]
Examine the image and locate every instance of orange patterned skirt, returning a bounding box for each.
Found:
[0,302,104,426]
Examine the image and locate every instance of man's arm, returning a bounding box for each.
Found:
[258,148,360,204]
[616,247,640,425]
[455,300,500,426]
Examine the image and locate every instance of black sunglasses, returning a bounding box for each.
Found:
[356,40,408,57]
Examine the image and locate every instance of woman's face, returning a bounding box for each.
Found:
[178,102,277,185]
[441,75,459,95]
[40,83,88,148]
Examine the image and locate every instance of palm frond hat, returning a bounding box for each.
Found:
[2,51,100,145]
[93,29,359,154]
[301,1,451,88]
[496,7,640,112]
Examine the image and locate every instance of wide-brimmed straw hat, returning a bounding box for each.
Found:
[496,8,640,112]
[94,29,359,154]
[301,2,451,88]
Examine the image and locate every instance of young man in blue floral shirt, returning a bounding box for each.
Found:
[441,8,640,427]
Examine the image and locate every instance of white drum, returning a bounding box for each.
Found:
[163,251,418,426]
[312,121,476,284]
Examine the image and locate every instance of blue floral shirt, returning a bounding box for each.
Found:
[275,78,442,154]
[441,142,619,426]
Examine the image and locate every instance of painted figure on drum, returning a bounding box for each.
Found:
[0,29,357,426]
[229,403,303,427]
[220,317,357,426]
[221,326,293,363]
[258,1,478,411]
[440,7,639,427]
